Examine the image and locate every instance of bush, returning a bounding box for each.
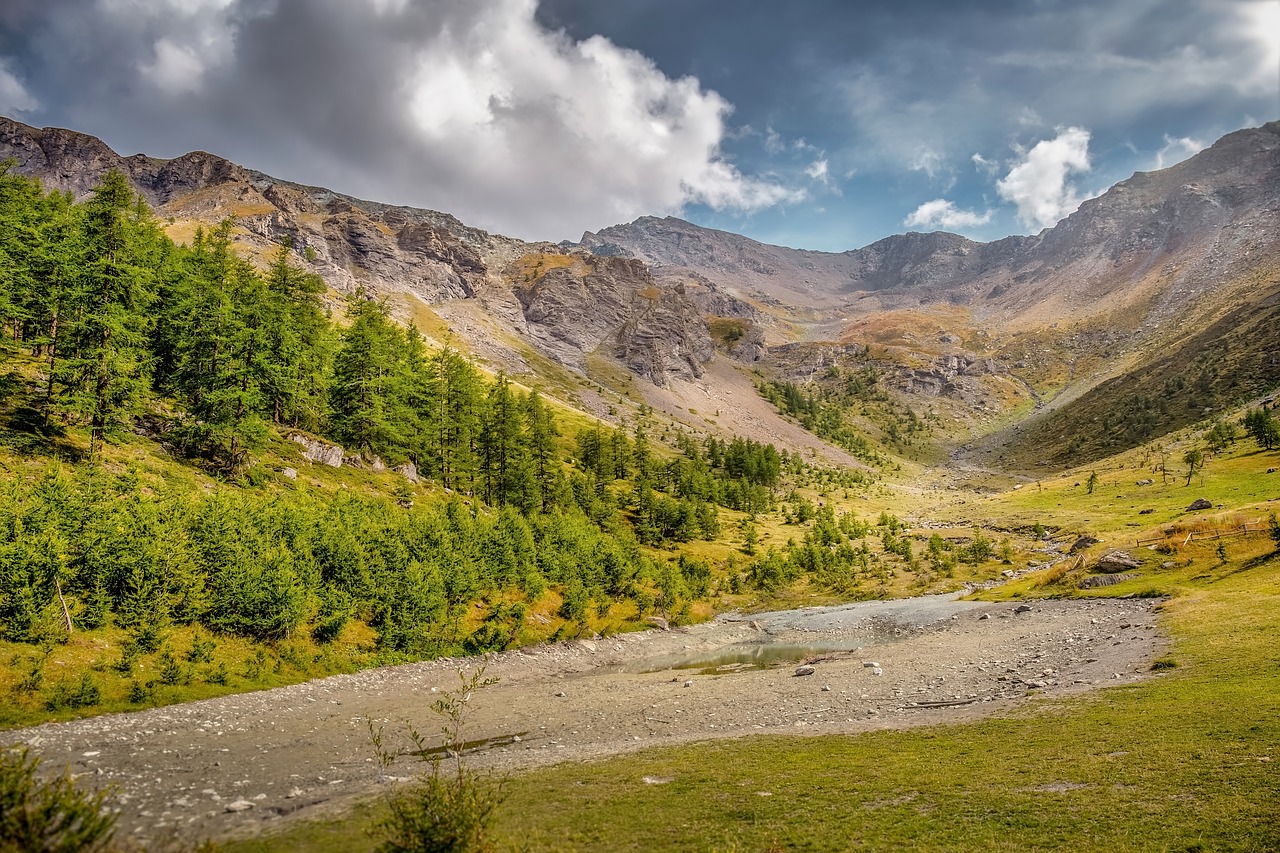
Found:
[0,746,118,853]
[370,668,505,853]
[43,673,101,711]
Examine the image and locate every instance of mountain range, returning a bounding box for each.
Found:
[2,115,1277,469]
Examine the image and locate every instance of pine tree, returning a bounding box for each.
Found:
[329,292,405,457]
[262,238,331,430]
[478,374,532,509]
[55,172,159,458]
[431,347,480,493]
[525,391,561,512]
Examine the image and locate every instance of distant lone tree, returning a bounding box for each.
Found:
[1086,471,1099,494]
[1183,447,1204,486]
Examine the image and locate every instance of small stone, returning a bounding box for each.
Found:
[683,680,694,688]
[821,685,831,692]
[794,665,816,677]
[81,751,100,757]
[978,613,991,621]
[281,467,298,480]
[554,691,566,698]
[1014,604,1032,614]
[224,799,254,813]
[286,788,304,799]
[863,661,881,668]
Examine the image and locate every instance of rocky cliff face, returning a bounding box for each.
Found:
[509,254,714,385]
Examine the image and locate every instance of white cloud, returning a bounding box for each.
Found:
[1154,133,1206,169]
[1232,0,1280,97]
[0,57,37,114]
[763,126,786,154]
[389,1,801,235]
[903,198,992,230]
[971,152,998,177]
[996,126,1093,229]
[805,158,830,182]
[910,147,945,179]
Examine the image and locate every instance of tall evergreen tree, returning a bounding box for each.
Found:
[329,292,405,457]
[525,391,561,512]
[478,374,533,510]
[431,347,480,493]
[55,171,159,457]
[262,238,331,430]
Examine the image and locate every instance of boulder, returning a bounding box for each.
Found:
[794,665,816,677]
[1186,498,1213,511]
[1094,550,1140,573]
[1070,536,1100,554]
[394,461,420,483]
[289,433,344,467]
[1079,572,1137,589]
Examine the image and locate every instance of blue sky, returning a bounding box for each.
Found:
[1,0,1277,251]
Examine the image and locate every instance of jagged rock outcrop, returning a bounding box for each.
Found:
[511,254,713,385]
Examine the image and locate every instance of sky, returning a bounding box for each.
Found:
[0,0,1277,252]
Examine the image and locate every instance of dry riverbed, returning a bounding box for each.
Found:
[12,594,1164,847]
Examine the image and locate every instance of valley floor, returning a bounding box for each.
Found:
[14,593,1161,848]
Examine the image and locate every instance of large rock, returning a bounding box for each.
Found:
[1079,572,1138,589]
[289,433,345,468]
[1070,536,1100,554]
[1186,498,1213,511]
[1094,551,1141,573]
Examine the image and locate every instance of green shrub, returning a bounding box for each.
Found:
[43,673,101,711]
[369,668,505,853]
[0,746,118,853]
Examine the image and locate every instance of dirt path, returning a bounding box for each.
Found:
[13,595,1164,848]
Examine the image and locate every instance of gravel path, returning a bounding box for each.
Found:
[12,595,1164,848]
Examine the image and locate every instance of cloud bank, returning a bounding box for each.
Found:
[12,0,799,241]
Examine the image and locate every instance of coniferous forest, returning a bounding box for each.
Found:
[0,166,900,682]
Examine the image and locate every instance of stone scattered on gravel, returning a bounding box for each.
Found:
[978,613,991,621]
[646,616,670,631]
[1014,604,1033,614]
[794,665,816,677]
[224,799,255,813]
[863,661,881,668]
